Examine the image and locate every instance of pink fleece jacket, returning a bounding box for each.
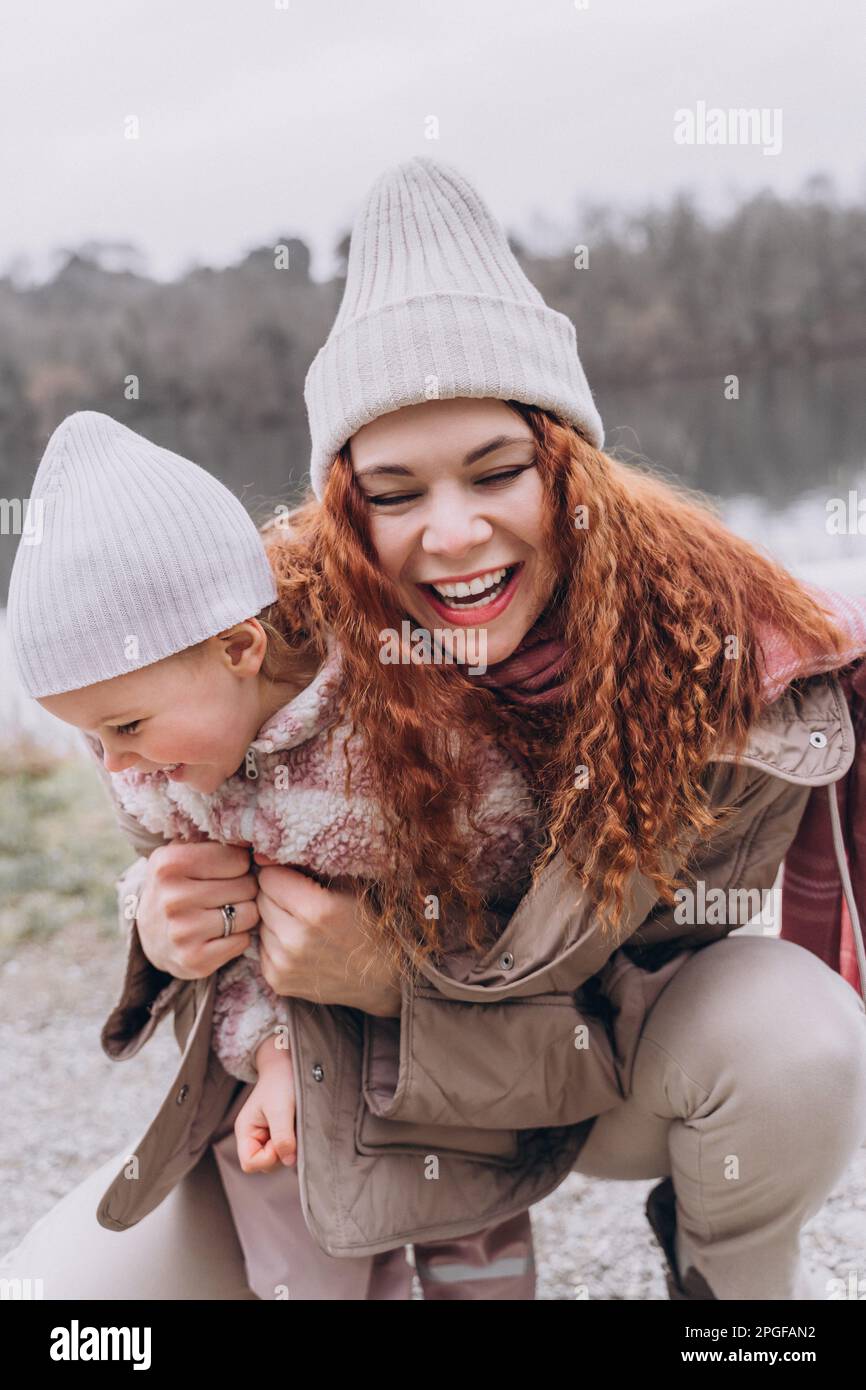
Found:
[109,633,543,1084]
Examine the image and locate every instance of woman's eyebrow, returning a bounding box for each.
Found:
[355,435,532,479]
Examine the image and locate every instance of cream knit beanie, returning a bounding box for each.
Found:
[7,411,278,697]
[304,154,604,501]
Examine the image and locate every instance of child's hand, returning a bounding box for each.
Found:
[252,850,279,867]
[234,1035,296,1173]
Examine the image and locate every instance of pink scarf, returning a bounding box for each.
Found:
[468,605,571,705]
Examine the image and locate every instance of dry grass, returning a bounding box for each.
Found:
[0,736,134,954]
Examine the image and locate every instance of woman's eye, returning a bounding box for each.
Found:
[366,493,418,508]
[115,720,140,736]
[477,466,528,486]
[366,464,531,507]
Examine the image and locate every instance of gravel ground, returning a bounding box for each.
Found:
[1,918,864,1300]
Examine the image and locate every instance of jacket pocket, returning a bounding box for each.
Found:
[354,1090,523,1166]
[364,987,625,1132]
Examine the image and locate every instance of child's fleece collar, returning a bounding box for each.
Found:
[245,630,345,755]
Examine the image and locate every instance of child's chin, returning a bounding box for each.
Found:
[185,769,213,791]
[196,768,233,794]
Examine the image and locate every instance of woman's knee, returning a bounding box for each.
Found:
[0,1148,257,1300]
[638,934,866,1123]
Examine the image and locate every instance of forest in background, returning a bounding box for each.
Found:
[0,172,864,594]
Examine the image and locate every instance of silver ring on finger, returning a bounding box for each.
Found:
[221,903,237,937]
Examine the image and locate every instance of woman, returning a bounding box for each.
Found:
[4,155,866,1301]
[252,153,866,1296]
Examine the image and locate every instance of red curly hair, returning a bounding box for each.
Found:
[260,403,853,976]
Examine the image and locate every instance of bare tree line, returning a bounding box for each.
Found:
[0,172,863,576]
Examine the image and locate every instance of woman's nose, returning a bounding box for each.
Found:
[421,504,492,555]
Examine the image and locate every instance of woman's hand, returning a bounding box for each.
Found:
[253,854,402,1017]
[135,841,260,979]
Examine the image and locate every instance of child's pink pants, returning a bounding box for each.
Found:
[209,1083,536,1300]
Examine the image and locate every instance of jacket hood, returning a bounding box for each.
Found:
[757,582,866,702]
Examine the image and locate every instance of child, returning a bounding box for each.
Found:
[7,410,542,1300]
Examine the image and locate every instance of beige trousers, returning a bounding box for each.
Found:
[2,935,865,1300]
[571,935,866,1298]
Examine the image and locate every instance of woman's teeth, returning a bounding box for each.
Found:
[430,566,513,607]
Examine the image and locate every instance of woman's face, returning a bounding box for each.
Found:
[349,398,555,665]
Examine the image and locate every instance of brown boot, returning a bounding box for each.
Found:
[645,1177,717,1300]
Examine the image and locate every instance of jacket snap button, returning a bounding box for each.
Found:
[176,1084,190,1104]
[312,1063,324,1082]
[809,730,828,748]
[498,951,514,970]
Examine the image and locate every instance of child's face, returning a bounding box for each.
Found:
[37,622,277,795]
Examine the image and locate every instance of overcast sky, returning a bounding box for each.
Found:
[2,0,864,283]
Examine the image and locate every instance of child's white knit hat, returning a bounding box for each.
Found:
[304,154,604,501]
[7,411,278,697]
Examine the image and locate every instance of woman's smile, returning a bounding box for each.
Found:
[349,398,554,662]
[416,561,524,625]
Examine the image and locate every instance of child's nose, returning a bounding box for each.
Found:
[102,748,138,773]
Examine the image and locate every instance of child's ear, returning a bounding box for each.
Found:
[221,625,259,670]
